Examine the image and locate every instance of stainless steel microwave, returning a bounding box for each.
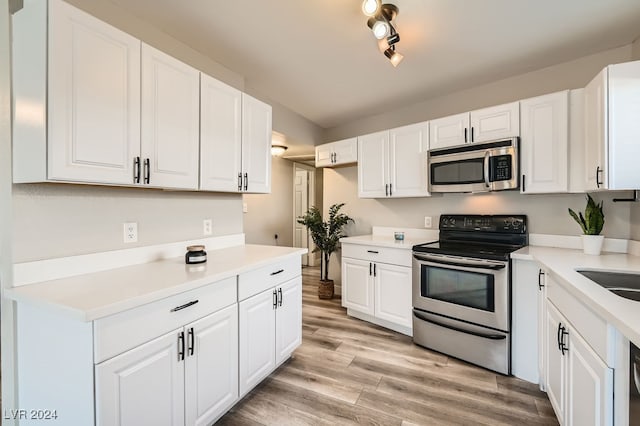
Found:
[427,138,519,193]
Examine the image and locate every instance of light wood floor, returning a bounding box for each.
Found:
[218,266,558,425]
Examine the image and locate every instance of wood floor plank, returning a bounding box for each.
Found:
[218,266,558,425]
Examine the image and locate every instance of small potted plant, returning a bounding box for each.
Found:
[297,203,354,299]
[568,194,605,255]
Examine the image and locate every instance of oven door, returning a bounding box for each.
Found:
[412,252,509,331]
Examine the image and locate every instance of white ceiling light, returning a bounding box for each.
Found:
[370,19,390,39]
[271,144,288,156]
[362,0,381,17]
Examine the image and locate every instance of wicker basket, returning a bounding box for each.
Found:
[318,280,334,299]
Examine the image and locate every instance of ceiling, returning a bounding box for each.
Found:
[109,0,640,131]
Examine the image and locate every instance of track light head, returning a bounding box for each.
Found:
[362,0,381,17]
[384,47,404,67]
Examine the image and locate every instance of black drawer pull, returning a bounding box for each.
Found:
[367,250,379,254]
[270,269,284,276]
[170,300,199,312]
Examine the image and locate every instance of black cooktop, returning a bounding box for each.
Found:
[413,215,528,261]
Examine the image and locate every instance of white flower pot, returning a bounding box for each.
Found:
[582,235,604,255]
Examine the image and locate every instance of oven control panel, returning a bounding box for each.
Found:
[439,215,527,233]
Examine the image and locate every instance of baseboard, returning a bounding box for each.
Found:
[346,308,412,336]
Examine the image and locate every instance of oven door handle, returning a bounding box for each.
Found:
[412,253,506,270]
[413,310,506,340]
[483,150,491,188]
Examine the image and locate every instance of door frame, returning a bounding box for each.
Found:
[292,163,316,267]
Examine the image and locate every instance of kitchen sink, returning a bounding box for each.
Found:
[576,270,640,302]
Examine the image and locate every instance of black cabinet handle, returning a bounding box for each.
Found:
[133,157,141,184]
[471,127,475,142]
[270,269,284,276]
[596,166,603,188]
[538,269,545,290]
[143,158,150,184]
[273,289,278,309]
[188,327,194,356]
[367,250,379,254]
[464,128,468,143]
[557,322,562,351]
[278,288,283,307]
[373,263,377,277]
[385,184,389,196]
[238,173,243,191]
[389,183,393,196]
[170,300,199,312]
[178,331,185,361]
[521,174,525,193]
[560,326,569,355]
[244,172,248,191]
[369,262,372,276]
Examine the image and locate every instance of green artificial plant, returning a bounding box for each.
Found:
[568,194,605,235]
[297,203,354,282]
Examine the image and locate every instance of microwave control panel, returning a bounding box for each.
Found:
[489,155,512,181]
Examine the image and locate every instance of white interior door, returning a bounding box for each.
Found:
[294,167,309,265]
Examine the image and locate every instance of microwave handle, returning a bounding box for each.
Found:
[483,151,491,188]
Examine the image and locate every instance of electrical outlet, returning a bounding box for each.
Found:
[123,222,138,243]
[203,219,213,236]
[424,216,432,228]
[243,202,248,213]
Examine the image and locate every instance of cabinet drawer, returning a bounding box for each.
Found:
[546,273,613,365]
[94,277,237,364]
[341,244,411,267]
[238,256,300,301]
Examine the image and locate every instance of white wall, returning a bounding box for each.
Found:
[324,45,633,141]
[1,0,16,418]
[243,157,295,247]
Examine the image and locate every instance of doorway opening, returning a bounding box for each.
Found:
[293,163,317,267]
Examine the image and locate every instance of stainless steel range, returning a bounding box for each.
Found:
[412,214,527,375]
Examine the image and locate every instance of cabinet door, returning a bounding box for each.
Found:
[275,277,302,364]
[584,68,607,191]
[342,257,374,315]
[239,288,276,396]
[429,112,469,149]
[332,137,358,165]
[200,74,242,192]
[48,0,141,184]
[388,122,430,197]
[185,304,238,426]
[374,263,412,328]
[95,330,184,426]
[358,130,389,198]
[315,143,334,167]
[538,269,547,391]
[520,91,569,193]
[242,94,272,193]
[566,329,613,426]
[470,102,519,142]
[141,44,200,190]
[545,302,566,425]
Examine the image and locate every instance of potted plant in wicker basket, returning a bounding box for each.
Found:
[568,194,605,255]
[297,203,354,299]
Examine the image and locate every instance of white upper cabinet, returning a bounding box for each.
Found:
[141,44,200,190]
[520,91,569,194]
[584,60,640,191]
[358,122,430,198]
[241,94,272,193]
[13,0,141,184]
[315,138,358,167]
[200,75,243,192]
[429,102,519,149]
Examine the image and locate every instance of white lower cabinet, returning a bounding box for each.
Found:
[239,276,302,397]
[341,243,412,335]
[544,277,614,426]
[96,304,238,426]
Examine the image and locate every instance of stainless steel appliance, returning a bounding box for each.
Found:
[428,138,519,193]
[631,342,640,424]
[412,214,527,375]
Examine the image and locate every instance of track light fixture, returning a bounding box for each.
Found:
[362,1,403,66]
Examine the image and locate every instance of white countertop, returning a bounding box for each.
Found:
[513,246,640,347]
[5,244,307,322]
[340,234,435,250]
